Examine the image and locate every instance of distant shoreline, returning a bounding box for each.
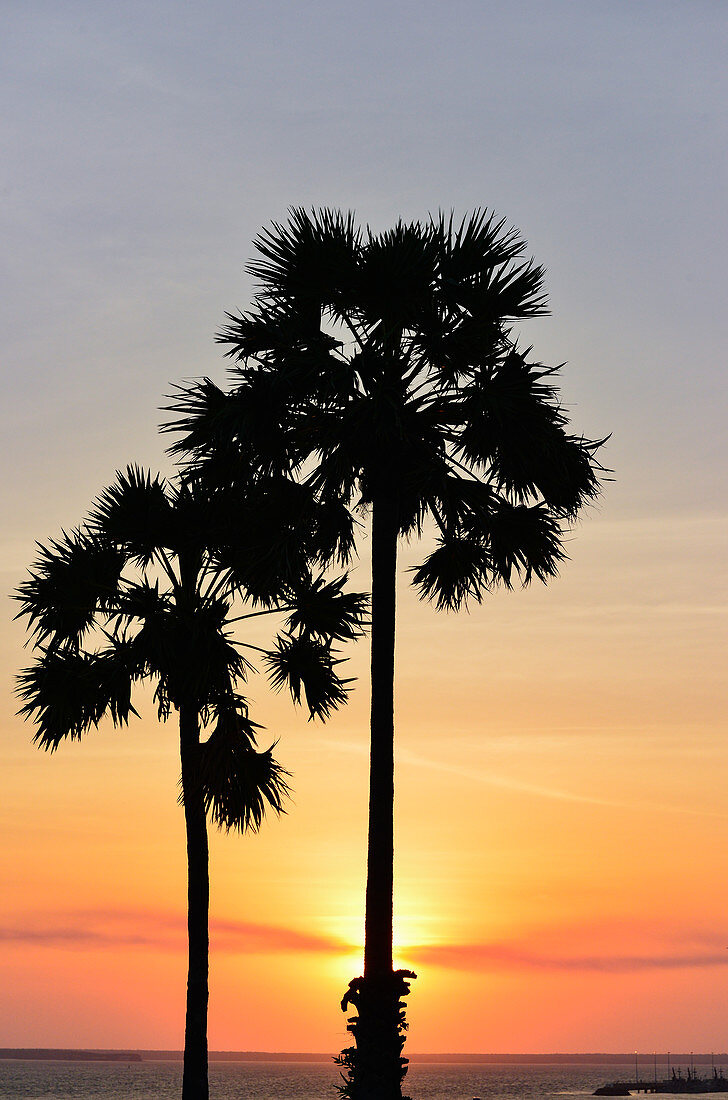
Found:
[2,1050,726,1065]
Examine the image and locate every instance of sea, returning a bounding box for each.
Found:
[0,1059,658,1100]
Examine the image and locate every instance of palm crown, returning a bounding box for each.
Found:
[16,465,367,756]
[169,208,605,603]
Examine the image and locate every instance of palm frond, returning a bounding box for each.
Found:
[172,372,303,478]
[265,633,350,720]
[306,493,358,567]
[486,500,566,587]
[470,260,549,321]
[217,302,344,361]
[305,420,366,504]
[393,430,452,537]
[89,466,175,565]
[409,309,502,384]
[13,530,125,648]
[113,579,172,624]
[457,351,567,481]
[214,477,314,605]
[411,537,491,611]
[164,378,247,461]
[433,473,498,534]
[432,209,528,284]
[357,220,437,331]
[132,597,253,716]
[248,207,361,314]
[17,645,138,750]
[528,433,608,518]
[457,351,607,513]
[286,573,369,642]
[195,709,290,833]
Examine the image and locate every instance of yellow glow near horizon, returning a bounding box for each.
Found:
[3,508,727,1051]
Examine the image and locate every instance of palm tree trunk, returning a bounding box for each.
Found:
[364,492,397,980]
[337,491,410,1100]
[180,704,209,1100]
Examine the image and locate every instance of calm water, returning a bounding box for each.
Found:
[0,1059,653,1100]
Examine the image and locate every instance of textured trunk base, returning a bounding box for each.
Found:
[336,970,416,1100]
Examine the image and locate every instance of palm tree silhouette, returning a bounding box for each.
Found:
[167,208,607,1099]
[15,465,366,1100]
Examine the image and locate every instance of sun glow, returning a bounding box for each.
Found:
[393,912,437,972]
[322,901,439,985]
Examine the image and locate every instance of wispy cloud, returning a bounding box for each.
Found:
[313,737,728,820]
[1,909,347,955]
[407,941,728,975]
[0,925,156,946]
[210,917,346,955]
[9,908,728,976]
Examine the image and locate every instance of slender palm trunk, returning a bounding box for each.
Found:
[180,704,209,1100]
[364,493,397,980]
[336,493,413,1099]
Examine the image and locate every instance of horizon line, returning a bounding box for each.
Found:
[3,1049,728,1061]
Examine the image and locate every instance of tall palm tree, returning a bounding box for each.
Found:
[14,465,366,1100]
[167,208,607,1099]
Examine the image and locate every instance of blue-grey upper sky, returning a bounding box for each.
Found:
[2,0,726,539]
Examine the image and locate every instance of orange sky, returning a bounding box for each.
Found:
[2,510,727,1052]
[2,0,727,1058]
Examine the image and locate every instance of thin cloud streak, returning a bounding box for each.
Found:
[0,926,156,946]
[313,737,728,820]
[408,942,728,975]
[1,910,347,955]
[211,917,347,954]
[8,909,728,977]
[397,747,728,821]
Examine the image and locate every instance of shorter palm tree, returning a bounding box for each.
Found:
[14,465,367,1100]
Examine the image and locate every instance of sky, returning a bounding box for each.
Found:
[1,0,727,1055]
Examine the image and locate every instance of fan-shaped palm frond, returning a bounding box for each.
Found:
[469,258,549,321]
[13,530,125,649]
[128,598,252,717]
[286,573,369,642]
[112,579,172,625]
[431,473,498,535]
[90,466,176,565]
[179,372,302,479]
[213,483,312,606]
[529,434,607,518]
[486,500,565,587]
[218,303,346,368]
[356,219,436,331]
[17,644,138,750]
[265,633,350,720]
[247,207,361,314]
[410,308,503,385]
[195,709,290,833]
[411,537,492,611]
[305,492,358,567]
[432,209,527,283]
[457,354,563,472]
[165,379,268,484]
